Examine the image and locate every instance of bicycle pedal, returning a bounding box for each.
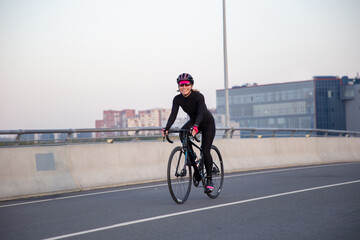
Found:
[204,188,213,193]
[212,167,219,175]
[179,169,187,177]
[193,179,199,187]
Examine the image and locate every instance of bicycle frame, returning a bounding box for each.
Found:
[167,129,206,184]
[165,128,224,203]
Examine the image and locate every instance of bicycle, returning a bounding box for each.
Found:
[164,129,224,204]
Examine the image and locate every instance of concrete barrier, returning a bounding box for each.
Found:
[68,141,177,189]
[0,146,78,199]
[0,137,359,200]
[349,138,360,160]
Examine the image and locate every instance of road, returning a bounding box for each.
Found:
[1,162,360,240]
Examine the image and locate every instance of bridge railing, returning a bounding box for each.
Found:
[217,127,360,139]
[0,127,359,147]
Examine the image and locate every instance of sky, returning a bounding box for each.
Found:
[1,0,359,130]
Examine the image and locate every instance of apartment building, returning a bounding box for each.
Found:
[95,109,136,137]
[127,108,171,135]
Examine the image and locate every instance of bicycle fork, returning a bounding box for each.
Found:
[175,149,189,177]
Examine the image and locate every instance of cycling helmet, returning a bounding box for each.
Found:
[177,73,194,85]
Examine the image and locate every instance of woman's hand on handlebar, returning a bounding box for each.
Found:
[162,128,174,144]
[162,128,168,137]
[190,125,199,137]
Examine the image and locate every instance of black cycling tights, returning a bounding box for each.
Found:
[180,121,216,179]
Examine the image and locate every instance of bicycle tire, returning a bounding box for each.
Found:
[206,145,224,199]
[167,146,192,204]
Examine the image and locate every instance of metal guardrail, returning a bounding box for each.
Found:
[0,127,163,146]
[0,127,359,147]
[217,127,360,138]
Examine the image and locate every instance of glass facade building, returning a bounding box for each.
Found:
[342,77,360,132]
[216,76,356,130]
[314,77,346,130]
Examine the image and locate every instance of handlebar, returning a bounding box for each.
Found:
[163,129,200,144]
[165,134,174,144]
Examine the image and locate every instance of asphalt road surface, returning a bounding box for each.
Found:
[1,162,360,240]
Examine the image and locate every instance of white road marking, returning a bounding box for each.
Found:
[0,183,167,208]
[1,162,359,208]
[43,179,360,240]
[225,162,360,178]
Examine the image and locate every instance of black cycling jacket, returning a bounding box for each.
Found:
[165,91,214,130]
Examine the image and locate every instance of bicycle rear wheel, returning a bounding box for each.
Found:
[206,145,224,199]
[167,146,192,204]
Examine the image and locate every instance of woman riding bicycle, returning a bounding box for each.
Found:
[162,73,216,193]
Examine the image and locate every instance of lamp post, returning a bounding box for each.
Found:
[223,0,230,130]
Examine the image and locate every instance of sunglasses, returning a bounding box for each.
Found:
[179,83,191,87]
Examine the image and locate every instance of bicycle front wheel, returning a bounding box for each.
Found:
[167,146,192,204]
[206,145,224,199]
